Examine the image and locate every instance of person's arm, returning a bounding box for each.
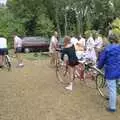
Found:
[14,38,16,49]
[97,48,107,69]
[61,48,66,60]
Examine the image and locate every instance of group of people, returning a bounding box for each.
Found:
[49,31,120,113]
[0,34,24,68]
[49,31,104,91]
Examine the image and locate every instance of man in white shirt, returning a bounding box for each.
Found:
[94,33,103,58]
[0,36,8,67]
[70,36,78,45]
[49,31,58,65]
[14,34,24,67]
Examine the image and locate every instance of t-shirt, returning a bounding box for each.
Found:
[71,37,78,45]
[0,37,7,48]
[61,45,78,64]
[14,36,22,48]
[94,36,103,49]
[49,36,58,53]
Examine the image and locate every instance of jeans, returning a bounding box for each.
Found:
[106,79,120,110]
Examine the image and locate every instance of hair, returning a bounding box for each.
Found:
[108,34,119,43]
[54,31,58,36]
[64,36,71,47]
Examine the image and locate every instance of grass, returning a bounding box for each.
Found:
[23,52,49,61]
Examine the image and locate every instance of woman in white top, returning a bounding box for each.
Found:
[75,36,86,60]
[85,35,97,63]
[14,34,24,67]
[94,34,103,58]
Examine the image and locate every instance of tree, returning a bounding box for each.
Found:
[0,7,25,48]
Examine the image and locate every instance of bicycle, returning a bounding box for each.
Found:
[96,72,120,99]
[56,54,104,89]
[73,59,104,88]
[0,53,12,71]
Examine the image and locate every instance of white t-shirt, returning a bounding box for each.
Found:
[0,37,7,48]
[78,37,86,47]
[86,36,95,49]
[71,37,78,45]
[75,37,86,59]
[14,36,22,48]
[49,36,58,53]
[94,36,103,49]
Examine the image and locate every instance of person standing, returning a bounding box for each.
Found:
[85,34,97,63]
[0,36,8,67]
[14,34,24,67]
[75,35,86,60]
[94,33,103,58]
[61,36,79,91]
[49,31,59,65]
[97,34,120,112]
[70,36,78,46]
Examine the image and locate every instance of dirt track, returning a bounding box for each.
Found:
[0,58,120,120]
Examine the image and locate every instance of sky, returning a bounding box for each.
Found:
[0,0,7,5]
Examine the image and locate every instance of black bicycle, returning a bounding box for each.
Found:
[4,54,12,71]
[96,72,120,99]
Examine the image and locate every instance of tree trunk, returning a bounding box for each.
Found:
[55,8,61,37]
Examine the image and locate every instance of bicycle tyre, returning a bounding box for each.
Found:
[96,74,107,98]
[5,55,11,71]
[56,62,70,84]
[84,68,96,89]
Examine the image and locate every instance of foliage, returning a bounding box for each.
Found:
[0,0,120,48]
[0,8,25,48]
[35,14,55,37]
[112,18,120,38]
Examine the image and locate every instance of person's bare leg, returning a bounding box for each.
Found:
[50,53,54,65]
[65,66,74,91]
[16,53,23,67]
[0,55,3,67]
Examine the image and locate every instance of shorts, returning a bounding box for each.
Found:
[68,61,79,67]
[15,47,22,53]
[0,48,8,55]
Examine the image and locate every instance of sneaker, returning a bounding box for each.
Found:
[65,83,72,91]
[19,63,24,67]
[16,63,24,68]
[0,65,3,68]
[106,108,116,112]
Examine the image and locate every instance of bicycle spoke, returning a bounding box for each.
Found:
[96,74,108,98]
[84,71,96,89]
[56,63,70,84]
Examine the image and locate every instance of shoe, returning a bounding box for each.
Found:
[106,107,116,112]
[16,63,24,68]
[65,83,72,91]
[105,96,109,100]
[18,63,24,67]
[0,65,3,68]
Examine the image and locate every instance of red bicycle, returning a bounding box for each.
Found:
[56,57,104,89]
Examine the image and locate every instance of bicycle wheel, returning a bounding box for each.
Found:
[56,62,70,84]
[96,74,108,99]
[84,68,97,89]
[4,55,11,71]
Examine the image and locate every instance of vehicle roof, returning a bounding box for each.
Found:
[22,36,49,42]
